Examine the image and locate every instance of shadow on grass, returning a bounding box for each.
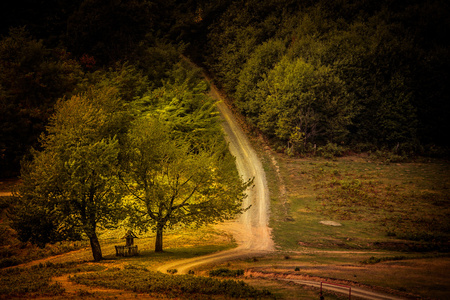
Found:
[101,243,235,270]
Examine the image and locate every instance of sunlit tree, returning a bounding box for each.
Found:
[122,116,250,252]
[12,87,128,261]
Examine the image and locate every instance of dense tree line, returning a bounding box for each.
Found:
[188,0,449,156]
[3,0,448,177]
[2,0,249,259]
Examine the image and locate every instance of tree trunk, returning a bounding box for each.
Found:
[89,233,103,261]
[155,223,164,252]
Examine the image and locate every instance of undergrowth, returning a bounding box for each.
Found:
[209,267,244,277]
[71,268,273,299]
[0,195,91,269]
[0,261,103,297]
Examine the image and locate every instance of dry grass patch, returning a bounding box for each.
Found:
[263,152,450,251]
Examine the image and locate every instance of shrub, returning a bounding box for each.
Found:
[317,143,345,158]
[209,268,244,277]
[360,256,407,264]
[0,263,69,296]
[0,257,22,268]
[0,196,11,211]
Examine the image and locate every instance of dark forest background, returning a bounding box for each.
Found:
[1,0,449,178]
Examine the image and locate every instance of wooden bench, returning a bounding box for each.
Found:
[115,245,138,256]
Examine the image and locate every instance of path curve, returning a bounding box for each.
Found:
[156,73,411,300]
[157,80,274,274]
[279,278,406,300]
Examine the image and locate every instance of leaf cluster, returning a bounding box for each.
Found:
[201,0,450,155]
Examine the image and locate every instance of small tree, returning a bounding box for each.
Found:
[122,117,250,252]
[12,87,127,261]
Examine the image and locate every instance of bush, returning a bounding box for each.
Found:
[360,256,407,264]
[317,143,345,158]
[0,196,11,211]
[0,257,22,268]
[209,268,244,277]
[370,150,408,163]
[0,248,14,258]
[0,263,70,296]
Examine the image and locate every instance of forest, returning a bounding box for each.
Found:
[0,0,253,259]
[1,0,449,180]
[196,0,450,157]
[1,2,449,297]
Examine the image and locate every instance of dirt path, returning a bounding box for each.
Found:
[4,73,411,300]
[156,76,411,300]
[157,80,275,274]
[279,278,406,300]
[213,83,274,252]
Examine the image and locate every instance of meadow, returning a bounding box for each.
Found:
[265,153,450,252]
[242,147,450,299]
[1,151,449,299]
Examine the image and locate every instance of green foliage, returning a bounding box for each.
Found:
[72,268,272,299]
[99,62,150,103]
[256,56,354,149]
[234,39,286,124]
[0,27,83,176]
[134,40,183,85]
[203,0,450,153]
[360,256,408,265]
[12,86,130,260]
[120,59,250,252]
[137,60,220,148]
[317,143,345,159]
[122,115,249,251]
[0,261,104,296]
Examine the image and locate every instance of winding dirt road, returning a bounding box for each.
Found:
[6,73,410,299]
[156,79,410,300]
[156,81,274,274]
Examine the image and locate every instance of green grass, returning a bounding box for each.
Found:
[71,267,273,299]
[263,153,450,251]
[97,226,236,270]
[0,261,105,297]
[245,142,450,299]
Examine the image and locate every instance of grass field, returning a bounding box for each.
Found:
[247,146,450,299]
[263,152,450,252]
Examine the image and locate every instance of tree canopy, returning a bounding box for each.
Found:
[122,117,249,252]
[201,0,450,155]
[12,87,129,260]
